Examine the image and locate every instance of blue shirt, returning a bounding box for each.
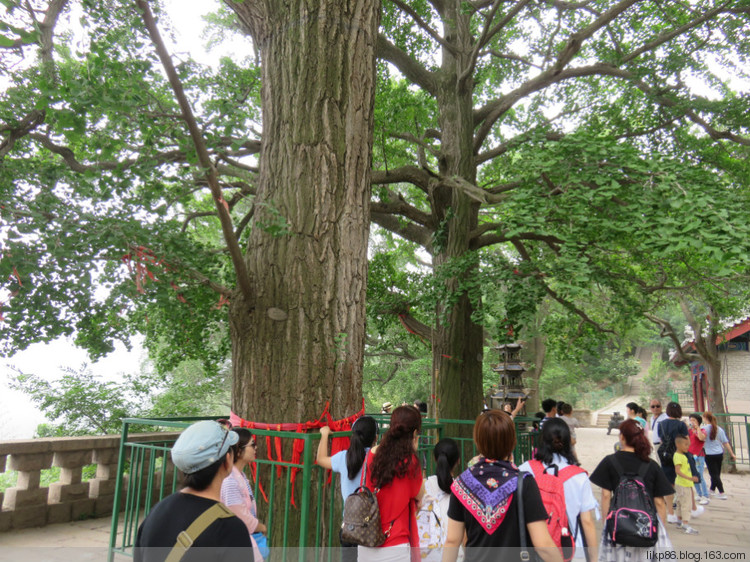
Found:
[330,448,370,501]
[701,425,729,455]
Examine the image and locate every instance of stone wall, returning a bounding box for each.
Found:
[0,432,179,532]
[723,350,750,396]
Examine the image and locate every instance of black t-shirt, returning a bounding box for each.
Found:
[657,418,688,443]
[589,451,674,498]
[447,475,547,559]
[134,493,253,562]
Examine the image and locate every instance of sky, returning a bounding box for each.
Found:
[0,0,249,440]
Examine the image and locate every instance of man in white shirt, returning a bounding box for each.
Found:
[649,399,668,446]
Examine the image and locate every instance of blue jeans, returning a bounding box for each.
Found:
[693,454,709,497]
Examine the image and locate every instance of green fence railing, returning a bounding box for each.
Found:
[108,414,538,562]
[713,413,750,467]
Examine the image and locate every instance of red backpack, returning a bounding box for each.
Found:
[527,459,586,562]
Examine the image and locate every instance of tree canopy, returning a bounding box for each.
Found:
[2,0,750,422]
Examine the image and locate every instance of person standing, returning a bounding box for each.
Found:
[657,402,689,524]
[649,400,668,448]
[687,413,709,504]
[417,439,460,561]
[559,403,580,459]
[134,420,253,562]
[518,418,599,560]
[442,409,562,562]
[221,429,268,561]
[702,412,737,500]
[590,419,674,560]
[673,435,699,534]
[360,405,425,562]
[540,398,558,431]
[318,416,379,562]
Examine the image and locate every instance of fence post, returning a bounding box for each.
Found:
[298,432,314,559]
[108,420,130,562]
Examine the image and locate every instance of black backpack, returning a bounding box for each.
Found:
[604,456,659,548]
[657,420,678,466]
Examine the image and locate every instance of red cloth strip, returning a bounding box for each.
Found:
[229,399,365,507]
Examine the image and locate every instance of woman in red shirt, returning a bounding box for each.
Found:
[359,405,425,562]
[688,413,709,503]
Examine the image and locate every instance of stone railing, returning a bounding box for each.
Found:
[0,432,179,532]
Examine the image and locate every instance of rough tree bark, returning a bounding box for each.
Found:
[221,0,381,544]
[225,0,381,423]
[431,2,484,423]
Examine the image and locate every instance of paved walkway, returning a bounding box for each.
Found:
[1,427,748,557]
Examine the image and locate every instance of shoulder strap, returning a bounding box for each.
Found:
[558,464,587,483]
[165,502,235,562]
[360,452,369,487]
[517,472,531,561]
[527,459,543,478]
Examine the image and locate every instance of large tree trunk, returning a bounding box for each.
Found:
[432,3,484,424]
[704,357,727,415]
[224,0,381,544]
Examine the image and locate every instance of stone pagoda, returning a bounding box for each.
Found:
[489,343,529,412]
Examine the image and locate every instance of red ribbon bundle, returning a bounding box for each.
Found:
[229,399,365,507]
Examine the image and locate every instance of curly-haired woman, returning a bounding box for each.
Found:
[359,405,425,562]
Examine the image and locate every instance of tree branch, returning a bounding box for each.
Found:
[136,0,254,304]
[370,212,432,249]
[372,165,433,193]
[26,133,189,172]
[388,0,456,54]
[0,109,46,160]
[376,34,438,96]
[371,189,434,228]
[460,0,532,88]
[644,312,701,364]
[512,239,614,334]
[621,1,734,64]
[470,228,564,251]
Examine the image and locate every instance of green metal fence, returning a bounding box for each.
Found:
[108,414,538,562]
[713,413,750,467]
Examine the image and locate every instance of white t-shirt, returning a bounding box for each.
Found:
[518,454,599,557]
[416,475,452,561]
[650,412,668,444]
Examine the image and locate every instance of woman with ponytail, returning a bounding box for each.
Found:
[701,412,736,499]
[519,418,599,560]
[417,439,460,561]
[360,405,425,562]
[318,416,379,562]
[590,419,674,560]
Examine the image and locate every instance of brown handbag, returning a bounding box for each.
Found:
[340,454,387,547]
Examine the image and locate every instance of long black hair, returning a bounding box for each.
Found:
[433,438,459,494]
[534,417,578,466]
[346,416,379,480]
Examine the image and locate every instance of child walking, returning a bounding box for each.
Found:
[673,435,699,535]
